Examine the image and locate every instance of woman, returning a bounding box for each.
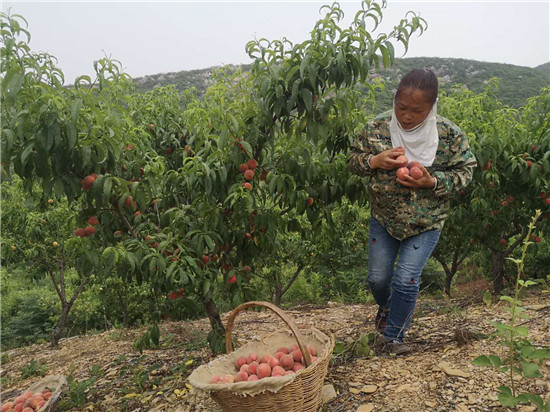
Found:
[347,69,477,355]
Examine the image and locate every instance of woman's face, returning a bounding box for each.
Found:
[394,88,433,130]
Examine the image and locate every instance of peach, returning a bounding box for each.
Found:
[248,361,259,375]
[257,363,271,379]
[407,160,421,169]
[244,169,255,180]
[260,355,273,364]
[284,370,295,375]
[275,351,285,360]
[234,371,249,382]
[396,167,409,180]
[247,353,258,364]
[235,356,247,369]
[292,362,304,372]
[224,374,234,383]
[14,397,25,405]
[280,354,294,370]
[276,347,289,354]
[25,398,42,409]
[37,400,46,409]
[1,403,14,412]
[247,375,259,381]
[14,405,23,412]
[289,344,299,352]
[239,364,249,374]
[22,409,33,412]
[409,166,423,179]
[209,375,221,384]
[271,366,285,376]
[291,350,302,362]
[41,391,51,400]
[267,357,280,369]
[396,155,408,167]
[308,345,317,356]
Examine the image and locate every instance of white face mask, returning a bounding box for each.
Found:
[389,99,439,167]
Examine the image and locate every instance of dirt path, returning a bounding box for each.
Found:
[2,288,549,411]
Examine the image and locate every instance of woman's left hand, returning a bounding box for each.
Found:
[396,165,436,189]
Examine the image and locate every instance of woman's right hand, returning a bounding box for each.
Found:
[370,147,406,170]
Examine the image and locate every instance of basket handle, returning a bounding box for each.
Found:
[225,301,313,367]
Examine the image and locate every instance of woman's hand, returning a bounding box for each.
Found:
[397,165,436,189]
[370,147,406,170]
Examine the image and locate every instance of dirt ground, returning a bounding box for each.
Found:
[1,283,549,412]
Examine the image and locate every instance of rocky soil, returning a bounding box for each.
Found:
[2,284,548,412]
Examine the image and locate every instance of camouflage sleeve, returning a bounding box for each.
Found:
[432,130,477,198]
[347,127,375,178]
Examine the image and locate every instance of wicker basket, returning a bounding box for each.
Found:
[189,301,334,412]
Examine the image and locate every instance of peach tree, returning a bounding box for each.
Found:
[1,1,428,352]
[435,82,550,294]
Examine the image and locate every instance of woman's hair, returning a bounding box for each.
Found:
[395,69,438,105]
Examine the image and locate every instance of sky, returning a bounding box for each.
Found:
[2,1,549,84]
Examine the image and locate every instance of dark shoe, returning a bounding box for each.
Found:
[375,307,390,333]
[385,339,412,356]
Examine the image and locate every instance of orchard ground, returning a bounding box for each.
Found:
[1,281,548,412]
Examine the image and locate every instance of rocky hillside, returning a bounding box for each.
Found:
[132,57,549,110]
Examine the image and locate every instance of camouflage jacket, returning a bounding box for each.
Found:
[347,110,477,240]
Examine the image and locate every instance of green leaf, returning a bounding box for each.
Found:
[301,88,312,113]
[520,361,541,378]
[472,355,492,367]
[497,386,521,407]
[150,325,160,346]
[483,290,492,306]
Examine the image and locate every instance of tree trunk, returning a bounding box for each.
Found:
[203,297,226,353]
[492,250,505,295]
[51,302,72,347]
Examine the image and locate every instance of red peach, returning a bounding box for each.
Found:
[244,169,255,180]
[280,354,295,370]
[235,371,249,382]
[284,370,295,375]
[275,351,285,360]
[239,364,249,374]
[407,161,421,169]
[289,345,299,352]
[247,375,259,381]
[37,400,46,409]
[242,182,252,190]
[257,363,271,379]
[260,355,273,364]
[292,362,304,372]
[14,397,26,405]
[14,405,23,412]
[396,167,409,180]
[267,357,280,369]
[306,197,314,206]
[247,159,258,170]
[308,345,317,356]
[239,163,249,173]
[395,155,408,167]
[248,361,259,375]
[409,166,423,179]
[84,226,96,236]
[1,403,14,412]
[87,216,99,226]
[247,353,258,364]
[277,347,289,354]
[291,350,302,362]
[235,356,247,369]
[545,198,550,205]
[271,366,285,376]
[209,375,221,383]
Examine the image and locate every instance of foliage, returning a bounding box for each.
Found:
[473,211,550,411]
[57,365,104,410]
[20,358,48,379]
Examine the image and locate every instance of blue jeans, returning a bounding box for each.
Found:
[368,217,440,342]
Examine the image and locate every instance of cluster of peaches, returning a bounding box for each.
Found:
[209,344,319,384]
[1,389,52,412]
